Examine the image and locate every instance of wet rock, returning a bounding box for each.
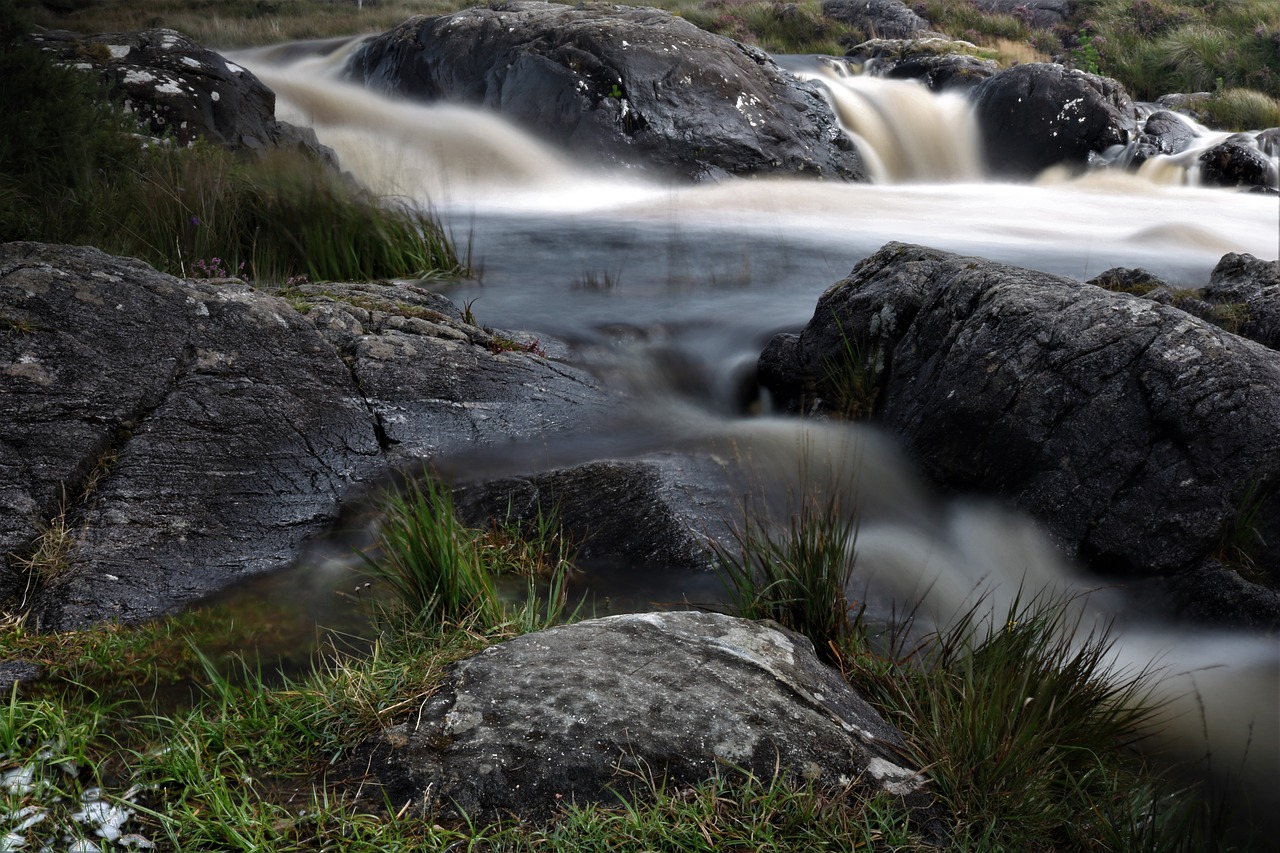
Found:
[0,243,609,628]
[758,243,1280,605]
[1197,137,1278,191]
[821,0,941,41]
[970,63,1137,177]
[344,2,864,182]
[1203,253,1280,351]
[844,38,998,91]
[359,610,935,823]
[1128,110,1196,166]
[31,28,334,162]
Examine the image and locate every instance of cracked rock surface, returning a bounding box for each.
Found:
[358,610,936,823]
[344,1,864,182]
[0,243,608,628]
[759,242,1280,626]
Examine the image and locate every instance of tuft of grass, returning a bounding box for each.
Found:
[1187,88,1280,132]
[715,492,860,663]
[359,477,580,633]
[822,317,881,420]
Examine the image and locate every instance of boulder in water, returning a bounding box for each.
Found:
[758,242,1280,626]
[343,2,865,182]
[356,610,935,822]
[844,37,998,91]
[1128,110,1196,166]
[970,63,1137,177]
[1198,136,1278,192]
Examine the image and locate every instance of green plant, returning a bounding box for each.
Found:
[822,317,880,420]
[1216,479,1272,582]
[1189,88,1280,131]
[715,492,860,663]
[1071,28,1104,74]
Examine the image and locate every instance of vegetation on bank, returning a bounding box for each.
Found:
[1,479,1243,851]
[23,0,1280,110]
[1,4,462,283]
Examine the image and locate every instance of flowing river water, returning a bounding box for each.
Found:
[214,39,1280,821]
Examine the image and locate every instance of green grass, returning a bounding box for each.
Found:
[1,4,464,284]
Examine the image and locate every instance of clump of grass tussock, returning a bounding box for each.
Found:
[359,476,580,634]
[1189,88,1280,133]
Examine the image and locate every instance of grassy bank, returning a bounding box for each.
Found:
[2,4,463,283]
[24,0,1280,106]
[1,480,1238,851]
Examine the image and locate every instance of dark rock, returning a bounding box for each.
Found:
[970,0,1074,31]
[1127,110,1196,166]
[0,243,610,628]
[343,2,864,182]
[1203,253,1280,351]
[844,38,998,91]
[821,0,941,40]
[359,610,935,822]
[1087,266,1169,295]
[1258,128,1280,157]
[31,28,335,163]
[1198,137,1278,191]
[1159,559,1280,631]
[758,243,1280,606]
[0,660,42,694]
[970,63,1137,177]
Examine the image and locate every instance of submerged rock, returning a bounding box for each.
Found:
[759,242,1280,623]
[0,243,608,628]
[31,28,333,162]
[344,1,864,182]
[358,610,934,822]
[970,63,1137,177]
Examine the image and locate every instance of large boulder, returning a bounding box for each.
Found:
[31,28,333,161]
[0,243,608,628]
[758,243,1280,618]
[970,63,1137,177]
[1127,110,1196,166]
[358,610,934,822]
[970,0,1074,30]
[1197,136,1278,191]
[343,2,864,182]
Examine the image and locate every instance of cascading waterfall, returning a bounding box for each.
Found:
[233,41,1280,824]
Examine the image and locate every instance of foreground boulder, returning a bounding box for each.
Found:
[344,2,864,182]
[0,243,608,628]
[359,610,934,822]
[32,28,332,161]
[759,243,1280,624]
[970,63,1137,177]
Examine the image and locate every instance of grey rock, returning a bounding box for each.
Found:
[0,660,41,694]
[1198,137,1278,192]
[1128,110,1196,166]
[31,28,335,163]
[970,63,1137,177]
[821,0,942,41]
[970,0,1074,31]
[758,243,1280,602]
[1203,253,1280,351]
[844,38,998,91]
[1,243,610,628]
[359,610,934,822]
[343,2,864,182]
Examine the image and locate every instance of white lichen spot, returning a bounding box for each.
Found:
[108,45,130,59]
[123,69,155,86]
[224,61,244,74]
[181,56,202,68]
[154,79,184,96]
[865,757,924,795]
[73,62,92,70]
[210,90,220,102]
[1162,343,1202,363]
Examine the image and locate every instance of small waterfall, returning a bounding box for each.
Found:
[778,56,984,183]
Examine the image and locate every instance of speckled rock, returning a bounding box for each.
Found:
[843,38,998,91]
[359,610,936,822]
[31,27,332,160]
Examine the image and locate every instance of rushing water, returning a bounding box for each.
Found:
[227,40,1280,819]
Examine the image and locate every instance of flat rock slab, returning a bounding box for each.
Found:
[0,243,608,628]
[363,610,932,822]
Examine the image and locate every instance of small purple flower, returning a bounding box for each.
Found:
[190,216,200,226]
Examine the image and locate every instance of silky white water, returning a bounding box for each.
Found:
[236,42,1280,821]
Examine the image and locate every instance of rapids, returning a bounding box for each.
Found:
[232,40,1280,825]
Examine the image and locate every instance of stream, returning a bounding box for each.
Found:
[205,38,1280,822]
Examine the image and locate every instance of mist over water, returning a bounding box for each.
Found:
[234,42,1279,818]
